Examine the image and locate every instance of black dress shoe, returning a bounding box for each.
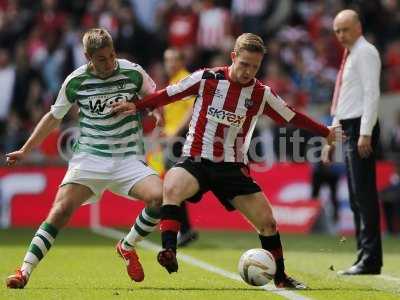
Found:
[338,264,381,275]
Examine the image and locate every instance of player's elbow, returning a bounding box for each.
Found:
[163,182,184,205]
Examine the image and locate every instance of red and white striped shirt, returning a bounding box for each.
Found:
[137,66,329,163]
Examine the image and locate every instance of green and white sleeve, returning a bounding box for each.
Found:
[137,65,156,97]
[50,80,74,120]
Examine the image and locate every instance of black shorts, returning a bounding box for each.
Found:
[174,157,261,211]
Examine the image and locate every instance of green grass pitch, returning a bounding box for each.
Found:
[1,228,399,300]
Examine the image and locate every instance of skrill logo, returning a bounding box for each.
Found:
[206,106,246,128]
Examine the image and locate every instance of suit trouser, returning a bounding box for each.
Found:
[341,117,382,268]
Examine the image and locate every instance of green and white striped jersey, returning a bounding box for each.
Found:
[50,59,156,158]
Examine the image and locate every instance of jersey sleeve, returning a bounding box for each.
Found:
[136,70,204,111]
[263,87,329,137]
[136,64,156,97]
[262,87,296,123]
[165,70,203,98]
[50,78,74,120]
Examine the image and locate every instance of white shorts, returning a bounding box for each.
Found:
[61,153,158,203]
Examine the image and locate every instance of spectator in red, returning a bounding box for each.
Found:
[196,0,233,66]
[166,2,198,49]
[36,0,67,35]
[385,40,400,92]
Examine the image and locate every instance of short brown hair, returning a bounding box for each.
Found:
[233,33,267,55]
[82,28,113,56]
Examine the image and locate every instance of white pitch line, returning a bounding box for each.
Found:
[91,226,311,300]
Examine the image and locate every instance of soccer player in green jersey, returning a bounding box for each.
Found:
[5,28,161,288]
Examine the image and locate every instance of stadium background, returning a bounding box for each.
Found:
[0,0,399,235]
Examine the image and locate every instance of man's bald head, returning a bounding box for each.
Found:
[335,9,360,26]
[333,9,362,49]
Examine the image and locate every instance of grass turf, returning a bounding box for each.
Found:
[1,228,399,300]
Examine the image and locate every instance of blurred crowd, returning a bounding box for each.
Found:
[1,0,400,162]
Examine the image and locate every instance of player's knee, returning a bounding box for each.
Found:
[163,181,183,204]
[143,189,163,208]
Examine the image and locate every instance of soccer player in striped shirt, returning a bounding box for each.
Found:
[113,33,343,289]
[6,28,162,288]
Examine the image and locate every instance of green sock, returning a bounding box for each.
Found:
[122,207,160,250]
[21,222,59,276]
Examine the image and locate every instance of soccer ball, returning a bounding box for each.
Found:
[238,248,276,286]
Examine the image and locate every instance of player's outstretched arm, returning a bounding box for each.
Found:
[113,70,203,116]
[289,112,345,144]
[112,89,176,116]
[5,112,61,166]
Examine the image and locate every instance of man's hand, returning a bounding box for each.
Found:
[326,124,345,146]
[149,108,162,127]
[358,135,372,158]
[5,150,27,166]
[322,144,335,164]
[111,101,137,115]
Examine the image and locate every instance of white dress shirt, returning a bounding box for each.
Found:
[332,36,381,136]
[0,65,15,121]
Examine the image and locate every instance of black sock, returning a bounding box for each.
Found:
[160,205,183,251]
[180,201,191,234]
[161,231,178,251]
[259,232,285,282]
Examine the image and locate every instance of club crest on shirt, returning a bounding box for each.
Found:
[206,106,246,128]
[116,79,127,89]
[213,88,224,99]
[244,98,254,108]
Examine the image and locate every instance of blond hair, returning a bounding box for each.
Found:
[233,33,266,55]
[82,28,113,56]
